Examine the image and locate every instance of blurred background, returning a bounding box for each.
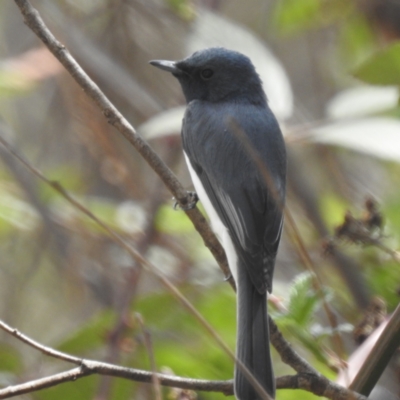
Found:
[0,0,400,399]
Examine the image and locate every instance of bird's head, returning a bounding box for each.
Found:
[150,47,266,105]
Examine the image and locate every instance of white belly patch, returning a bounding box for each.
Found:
[183,152,238,284]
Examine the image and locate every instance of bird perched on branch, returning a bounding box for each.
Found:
[150,47,286,400]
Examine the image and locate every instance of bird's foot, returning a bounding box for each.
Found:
[223,273,232,281]
[173,191,199,211]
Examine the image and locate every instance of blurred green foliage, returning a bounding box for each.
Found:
[354,42,400,86]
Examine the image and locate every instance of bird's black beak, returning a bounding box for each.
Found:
[149,60,181,75]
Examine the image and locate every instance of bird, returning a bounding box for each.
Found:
[150,47,286,400]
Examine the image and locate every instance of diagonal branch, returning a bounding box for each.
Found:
[12,0,233,289]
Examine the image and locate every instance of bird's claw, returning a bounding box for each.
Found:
[223,273,232,282]
[173,191,199,211]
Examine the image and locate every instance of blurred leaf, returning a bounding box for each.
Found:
[166,0,194,20]
[273,273,334,366]
[354,42,400,86]
[36,375,99,400]
[52,196,119,234]
[155,203,197,234]
[310,322,353,339]
[326,86,398,120]
[57,310,116,355]
[285,272,320,327]
[312,118,400,162]
[277,389,323,400]
[0,343,22,373]
[384,193,400,235]
[273,0,321,35]
[338,15,377,69]
[319,193,349,228]
[139,106,184,140]
[0,192,39,234]
[0,71,35,97]
[39,165,86,202]
[134,285,234,383]
[273,0,350,36]
[364,259,400,311]
[110,377,138,400]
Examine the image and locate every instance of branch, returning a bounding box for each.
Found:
[349,303,400,396]
[0,320,366,400]
[12,0,233,290]
[277,374,366,400]
[0,363,233,399]
[268,317,316,375]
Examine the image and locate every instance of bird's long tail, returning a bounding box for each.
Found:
[234,262,275,400]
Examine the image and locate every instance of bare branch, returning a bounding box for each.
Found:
[0,367,89,399]
[268,317,316,375]
[0,362,233,399]
[0,319,366,400]
[277,374,366,400]
[12,0,233,289]
[0,320,81,365]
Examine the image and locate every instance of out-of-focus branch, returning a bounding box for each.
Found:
[0,319,367,400]
[349,303,400,396]
[13,0,233,290]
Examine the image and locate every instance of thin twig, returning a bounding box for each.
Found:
[0,320,81,365]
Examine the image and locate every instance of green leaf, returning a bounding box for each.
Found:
[166,0,195,20]
[273,0,322,35]
[354,42,400,85]
[319,193,349,228]
[0,343,22,373]
[365,259,400,311]
[36,375,99,400]
[57,310,116,355]
[155,203,196,234]
[134,286,234,381]
[277,389,324,400]
[0,70,35,98]
[39,165,85,202]
[285,272,320,326]
[338,15,377,69]
[273,0,351,36]
[0,193,39,235]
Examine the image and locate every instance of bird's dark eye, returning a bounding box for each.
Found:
[200,68,214,80]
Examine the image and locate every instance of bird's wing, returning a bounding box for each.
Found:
[182,101,285,293]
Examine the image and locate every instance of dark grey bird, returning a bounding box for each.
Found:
[150,47,286,400]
